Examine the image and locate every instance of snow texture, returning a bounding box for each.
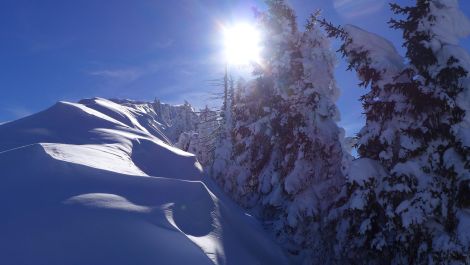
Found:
[343,24,404,83]
[0,98,289,265]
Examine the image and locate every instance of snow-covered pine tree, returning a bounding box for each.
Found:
[386,1,470,263]
[212,0,300,207]
[197,106,219,166]
[150,98,199,143]
[321,0,470,263]
[176,105,219,167]
[212,0,347,262]
[266,13,347,263]
[319,19,408,264]
[211,75,238,189]
[212,67,272,207]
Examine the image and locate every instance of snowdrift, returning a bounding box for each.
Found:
[0,98,288,265]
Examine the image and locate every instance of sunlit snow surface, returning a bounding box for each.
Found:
[0,98,288,265]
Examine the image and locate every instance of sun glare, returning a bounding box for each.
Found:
[223,23,261,65]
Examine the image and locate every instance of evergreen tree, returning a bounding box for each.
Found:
[211,75,238,188]
[387,1,470,262]
[319,20,407,264]
[212,0,347,261]
[176,105,219,167]
[321,0,470,263]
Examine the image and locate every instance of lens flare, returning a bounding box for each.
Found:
[223,23,261,65]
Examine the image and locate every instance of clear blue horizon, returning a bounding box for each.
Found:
[1,0,469,137]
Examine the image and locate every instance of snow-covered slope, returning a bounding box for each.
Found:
[105,98,200,144]
[0,98,288,265]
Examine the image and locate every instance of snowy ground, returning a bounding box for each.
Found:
[0,98,289,265]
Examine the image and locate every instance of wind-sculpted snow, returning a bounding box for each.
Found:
[0,98,288,265]
[80,98,174,144]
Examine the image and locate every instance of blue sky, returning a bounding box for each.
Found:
[0,0,469,136]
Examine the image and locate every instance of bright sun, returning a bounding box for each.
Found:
[223,23,261,65]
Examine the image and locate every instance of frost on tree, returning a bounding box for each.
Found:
[151,99,199,143]
[211,77,240,186]
[211,0,348,261]
[176,106,219,167]
[321,0,470,264]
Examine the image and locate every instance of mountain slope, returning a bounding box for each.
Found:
[0,98,289,265]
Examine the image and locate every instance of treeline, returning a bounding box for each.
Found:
[204,1,470,264]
